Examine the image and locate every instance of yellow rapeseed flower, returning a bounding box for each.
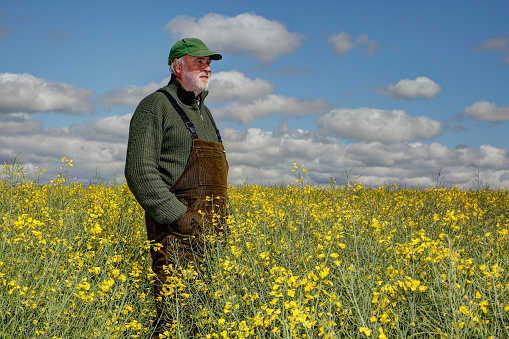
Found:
[359,326,372,336]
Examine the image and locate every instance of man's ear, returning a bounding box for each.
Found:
[173,60,181,75]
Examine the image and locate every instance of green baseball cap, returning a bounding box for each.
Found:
[168,38,222,65]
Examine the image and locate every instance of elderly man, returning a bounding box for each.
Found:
[125,38,228,336]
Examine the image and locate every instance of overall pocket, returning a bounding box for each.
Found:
[169,196,202,236]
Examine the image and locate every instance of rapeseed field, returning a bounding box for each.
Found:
[1,159,508,338]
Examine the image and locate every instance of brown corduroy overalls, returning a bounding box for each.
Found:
[145,90,228,335]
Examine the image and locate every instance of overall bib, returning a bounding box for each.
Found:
[145,90,228,334]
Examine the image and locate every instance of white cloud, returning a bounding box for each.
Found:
[0,113,43,135]
[221,127,509,188]
[462,101,509,123]
[329,31,381,56]
[69,114,132,143]
[0,114,130,183]
[0,73,95,114]
[1,118,508,189]
[98,78,170,107]
[215,94,333,124]
[165,13,302,63]
[207,71,274,103]
[316,108,444,144]
[98,71,274,107]
[377,76,442,100]
[209,71,332,123]
[222,127,341,184]
[95,70,329,126]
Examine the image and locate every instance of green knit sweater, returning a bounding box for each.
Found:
[125,75,221,225]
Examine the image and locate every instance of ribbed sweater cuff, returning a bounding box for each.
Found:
[151,195,188,225]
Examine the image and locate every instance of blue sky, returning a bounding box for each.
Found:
[1,0,508,188]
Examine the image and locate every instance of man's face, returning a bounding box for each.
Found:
[177,55,211,95]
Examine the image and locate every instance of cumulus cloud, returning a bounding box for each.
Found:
[329,31,381,56]
[1,117,508,189]
[215,94,333,124]
[69,114,132,143]
[99,71,274,107]
[222,126,347,184]
[461,101,509,123]
[0,113,43,136]
[207,71,274,103]
[377,76,442,100]
[316,108,444,144]
[98,78,170,107]
[203,70,332,124]
[0,73,95,114]
[165,13,302,63]
[0,114,131,183]
[472,36,509,64]
[221,127,509,188]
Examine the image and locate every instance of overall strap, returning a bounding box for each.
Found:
[156,89,198,139]
[203,109,223,143]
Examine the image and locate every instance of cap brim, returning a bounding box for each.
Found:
[189,49,222,60]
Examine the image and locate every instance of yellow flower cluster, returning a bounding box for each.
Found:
[1,160,508,338]
[1,160,154,338]
[151,175,508,338]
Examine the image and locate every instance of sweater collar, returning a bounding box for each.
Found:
[168,74,209,106]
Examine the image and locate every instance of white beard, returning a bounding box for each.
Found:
[182,71,210,94]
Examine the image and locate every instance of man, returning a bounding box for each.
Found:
[125,38,228,336]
